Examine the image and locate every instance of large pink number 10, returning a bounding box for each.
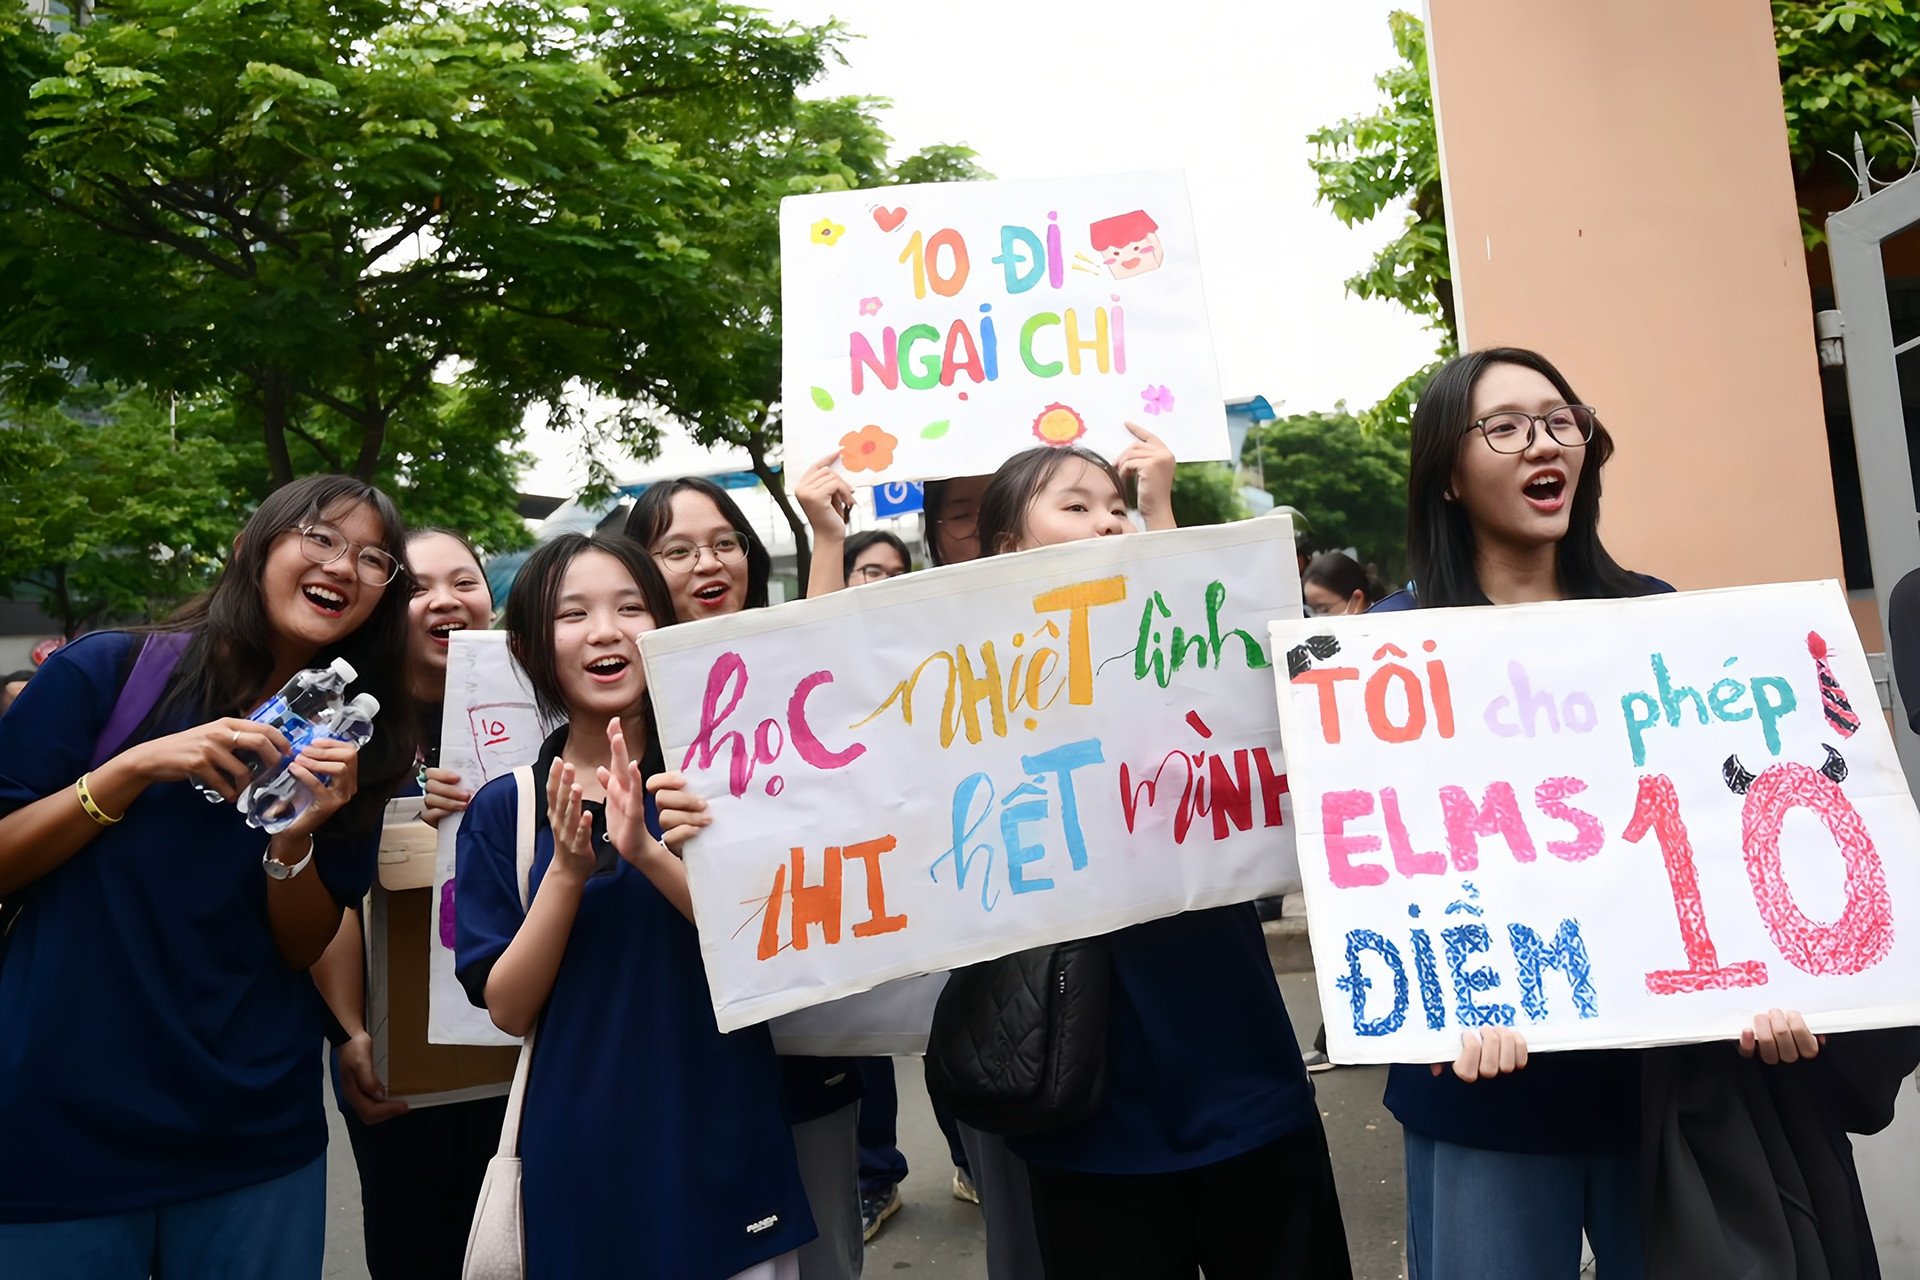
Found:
[1624,765,1893,995]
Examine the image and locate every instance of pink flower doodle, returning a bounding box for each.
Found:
[859,297,883,316]
[1140,384,1175,416]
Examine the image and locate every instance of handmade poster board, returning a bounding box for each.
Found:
[428,630,545,1047]
[640,521,1303,1033]
[780,171,1229,485]
[367,803,517,1104]
[1270,582,1920,1065]
[423,630,948,1053]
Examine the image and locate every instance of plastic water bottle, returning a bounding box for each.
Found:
[244,694,380,833]
[195,658,358,803]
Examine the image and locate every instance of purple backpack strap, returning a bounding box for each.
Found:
[87,632,191,770]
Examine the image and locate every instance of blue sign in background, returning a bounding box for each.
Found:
[872,482,925,518]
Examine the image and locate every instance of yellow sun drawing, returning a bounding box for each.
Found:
[1031,403,1087,446]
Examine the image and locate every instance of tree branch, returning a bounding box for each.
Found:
[26,179,253,280]
[360,210,435,274]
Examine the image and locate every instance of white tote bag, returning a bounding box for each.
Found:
[462,766,538,1280]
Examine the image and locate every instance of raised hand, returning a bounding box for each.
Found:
[598,719,670,870]
[1114,421,1177,531]
[794,450,854,537]
[543,758,597,887]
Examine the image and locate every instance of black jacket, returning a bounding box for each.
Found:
[1642,1028,1920,1279]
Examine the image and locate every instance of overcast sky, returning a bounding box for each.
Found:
[519,0,1439,495]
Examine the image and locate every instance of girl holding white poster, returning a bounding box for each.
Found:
[957,435,1353,1277]
[452,534,814,1278]
[625,479,867,1280]
[1376,347,1920,1280]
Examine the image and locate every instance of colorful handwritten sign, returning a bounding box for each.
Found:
[426,629,959,1054]
[640,521,1302,1032]
[780,171,1230,485]
[1269,582,1920,1065]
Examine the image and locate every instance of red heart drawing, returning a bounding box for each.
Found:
[873,206,908,232]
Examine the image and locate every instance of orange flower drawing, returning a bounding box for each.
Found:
[839,424,899,473]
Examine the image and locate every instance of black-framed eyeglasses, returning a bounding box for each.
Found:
[295,523,401,586]
[851,563,909,583]
[1470,405,1597,454]
[653,531,750,574]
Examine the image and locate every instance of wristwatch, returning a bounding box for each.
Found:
[262,835,315,881]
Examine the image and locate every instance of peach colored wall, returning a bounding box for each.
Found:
[1426,0,1842,591]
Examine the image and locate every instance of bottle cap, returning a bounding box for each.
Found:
[348,693,380,717]
[329,657,358,683]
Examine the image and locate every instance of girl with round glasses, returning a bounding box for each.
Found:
[1376,348,1662,1278]
[0,475,413,1277]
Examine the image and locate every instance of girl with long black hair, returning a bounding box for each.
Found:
[0,474,413,1277]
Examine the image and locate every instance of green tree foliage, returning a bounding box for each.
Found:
[0,389,244,632]
[0,0,979,608]
[1307,11,1451,346]
[1775,1,1920,242]
[1243,409,1410,581]
[1168,463,1248,529]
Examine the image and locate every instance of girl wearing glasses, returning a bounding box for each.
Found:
[0,475,413,1277]
[1378,348,1660,1278]
[1381,347,1920,1279]
[625,480,868,1280]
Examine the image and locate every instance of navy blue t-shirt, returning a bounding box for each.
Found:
[1370,578,1668,1155]
[1009,903,1318,1175]
[454,727,814,1277]
[0,631,376,1220]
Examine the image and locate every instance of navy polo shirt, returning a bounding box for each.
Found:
[0,631,376,1220]
[1009,903,1318,1175]
[454,727,814,1277]
[1370,578,1667,1154]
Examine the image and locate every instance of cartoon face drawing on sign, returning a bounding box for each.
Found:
[1090,210,1164,279]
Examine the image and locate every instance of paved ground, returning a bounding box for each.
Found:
[323,966,1408,1279]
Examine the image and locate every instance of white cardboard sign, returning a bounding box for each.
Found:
[1270,582,1920,1065]
[780,170,1229,485]
[641,521,1303,1033]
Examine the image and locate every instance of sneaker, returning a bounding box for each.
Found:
[860,1183,902,1242]
[1302,1049,1336,1074]
[951,1167,980,1205]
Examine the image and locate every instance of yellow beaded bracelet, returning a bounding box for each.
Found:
[75,773,122,827]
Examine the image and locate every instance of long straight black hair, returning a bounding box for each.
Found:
[158,474,416,834]
[1407,347,1653,607]
[622,477,772,610]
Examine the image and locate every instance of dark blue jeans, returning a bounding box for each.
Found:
[1403,1131,1643,1279]
[0,1155,324,1280]
[854,1057,968,1192]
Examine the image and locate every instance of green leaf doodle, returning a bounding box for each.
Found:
[920,419,949,439]
[810,386,834,411]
